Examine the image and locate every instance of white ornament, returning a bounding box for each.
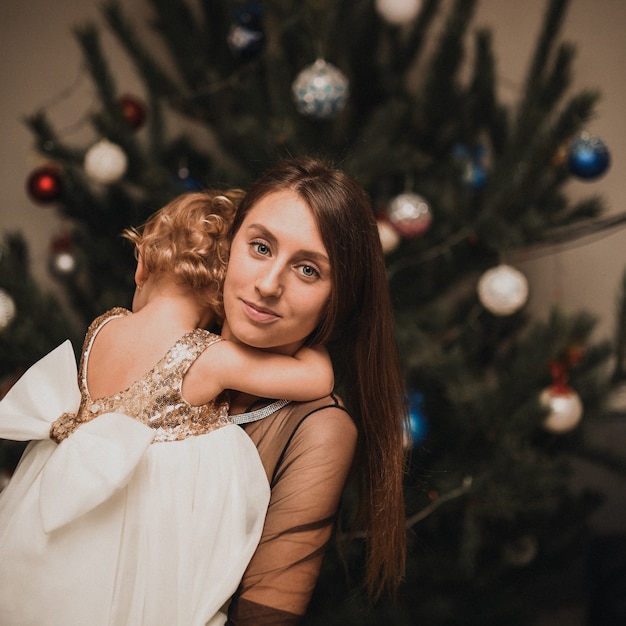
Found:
[540,386,583,433]
[49,251,78,278]
[375,0,422,25]
[0,289,16,330]
[84,139,128,184]
[377,216,401,254]
[387,192,432,238]
[477,264,529,316]
[292,59,349,119]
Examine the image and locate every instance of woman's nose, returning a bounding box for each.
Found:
[255,265,283,298]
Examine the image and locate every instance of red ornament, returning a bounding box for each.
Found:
[50,231,73,255]
[541,360,583,433]
[118,94,147,130]
[547,360,569,393]
[26,165,64,204]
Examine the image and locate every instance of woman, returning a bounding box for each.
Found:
[221,157,407,624]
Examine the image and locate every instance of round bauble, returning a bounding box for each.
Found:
[477,264,528,316]
[292,59,349,119]
[403,391,428,448]
[228,24,265,60]
[0,289,16,331]
[26,165,64,204]
[84,140,128,184]
[464,162,488,190]
[118,94,147,130]
[375,0,422,25]
[174,172,202,192]
[567,134,611,180]
[49,251,79,280]
[228,3,265,61]
[387,192,432,238]
[540,386,583,433]
[377,215,401,254]
[48,233,79,279]
[454,142,490,190]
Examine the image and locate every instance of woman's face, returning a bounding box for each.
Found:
[222,190,332,355]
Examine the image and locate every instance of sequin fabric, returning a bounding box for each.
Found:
[49,307,232,444]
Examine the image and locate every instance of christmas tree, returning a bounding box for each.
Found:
[2,0,625,622]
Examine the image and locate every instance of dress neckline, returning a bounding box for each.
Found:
[231,399,291,424]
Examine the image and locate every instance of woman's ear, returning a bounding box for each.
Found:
[134,248,149,288]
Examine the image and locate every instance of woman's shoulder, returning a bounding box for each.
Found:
[271,393,354,437]
[286,396,357,466]
[243,394,357,482]
[288,393,355,434]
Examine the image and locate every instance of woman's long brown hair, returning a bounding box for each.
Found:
[231,157,407,599]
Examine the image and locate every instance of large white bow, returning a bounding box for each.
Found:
[0,340,155,533]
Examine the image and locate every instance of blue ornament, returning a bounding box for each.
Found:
[453,142,489,190]
[404,391,428,447]
[178,176,202,191]
[567,134,611,180]
[173,165,202,192]
[228,4,265,61]
[465,162,488,190]
[292,59,349,119]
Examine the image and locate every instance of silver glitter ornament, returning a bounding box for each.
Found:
[292,59,349,119]
[387,193,432,238]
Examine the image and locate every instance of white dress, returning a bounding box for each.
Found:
[0,308,269,626]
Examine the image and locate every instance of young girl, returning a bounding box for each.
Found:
[0,190,333,626]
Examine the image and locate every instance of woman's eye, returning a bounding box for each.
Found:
[251,241,270,256]
[299,264,320,279]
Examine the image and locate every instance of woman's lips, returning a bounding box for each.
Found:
[241,299,280,323]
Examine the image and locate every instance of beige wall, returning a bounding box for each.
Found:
[0,0,146,311]
[475,0,626,343]
[1,0,625,341]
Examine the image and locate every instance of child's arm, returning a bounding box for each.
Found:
[197,340,334,403]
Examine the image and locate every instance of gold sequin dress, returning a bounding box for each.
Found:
[0,308,270,626]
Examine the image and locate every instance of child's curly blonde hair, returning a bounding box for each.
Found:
[122,189,243,318]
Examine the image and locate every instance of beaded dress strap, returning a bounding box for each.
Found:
[231,399,291,425]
